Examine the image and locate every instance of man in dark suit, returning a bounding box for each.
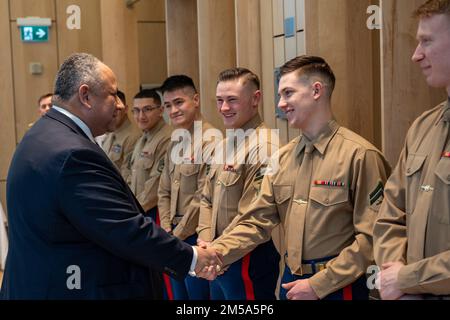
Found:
[0,53,221,299]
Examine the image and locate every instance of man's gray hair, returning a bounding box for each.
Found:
[54,53,103,101]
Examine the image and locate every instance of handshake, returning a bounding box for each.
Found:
[193,239,223,280]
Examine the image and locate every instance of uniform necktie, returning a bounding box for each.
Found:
[139,134,148,154]
[288,142,314,274]
[132,134,148,164]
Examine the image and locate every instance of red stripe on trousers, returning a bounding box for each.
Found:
[241,254,255,300]
[343,284,352,300]
[163,274,174,300]
[156,208,161,226]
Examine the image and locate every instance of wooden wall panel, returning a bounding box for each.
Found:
[381,0,447,164]
[371,0,382,150]
[56,0,102,63]
[0,0,16,181]
[260,0,277,130]
[165,0,199,89]
[272,0,284,36]
[284,0,300,141]
[11,21,58,141]
[135,0,165,22]
[274,36,289,145]
[235,0,263,117]
[197,0,236,131]
[296,0,305,30]
[235,0,261,74]
[305,0,377,146]
[100,0,140,107]
[138,22,167,87]
[10,0,55,20]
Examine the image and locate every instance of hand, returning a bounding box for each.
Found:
[376,261,405,300]
[281,279,319,300]
[197,238,211,249]
[194,246,223,280]
[164,227,172,234]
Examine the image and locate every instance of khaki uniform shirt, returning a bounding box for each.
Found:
[213,120,391,299]
[158,120,218,240]
[198,114,278,242]
[374,101,450,296]
[127,119,171,212]
[102,117,141,181]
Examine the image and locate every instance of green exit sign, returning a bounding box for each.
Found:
[20,26,49,42]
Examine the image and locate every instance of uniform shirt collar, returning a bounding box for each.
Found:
[296,120,340,157]
[144,118,166,137]
[434,99,450,125]
[52,105,96,143]
[184,115,205,134]
[114,117,132,137]
[241,113,263,131]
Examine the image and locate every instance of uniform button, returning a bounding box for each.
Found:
[407,168,411,174]
[324,199,329,204]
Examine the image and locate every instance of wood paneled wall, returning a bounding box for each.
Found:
[56,0,103,64]
[381,0,447,164]
[100,0,140,102]
[235,0,263,118]
[10,0,58,142]
[9,0,56,20]
[305,0,379,147]
[197,0,236,131]
[136,0,167,89]
[165,0,200,90]
[0,0,15,213]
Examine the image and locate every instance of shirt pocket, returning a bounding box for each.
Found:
[309,186,348,207]
[179,164,200,194]
[273,184,292,220]
[142,154,155,177]
[218,170,241,187]
[405,153,426,215]
[432,158,450,224]
[218,170,243,205]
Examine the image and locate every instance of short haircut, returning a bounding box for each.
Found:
[133,89,161,105]
[160,75,197,95]
[217,67,260,90]
[54,53,103,101]
[38,93,53,105]
[280,55,336,98]
[117,89,126,105]
[414,0,450,18]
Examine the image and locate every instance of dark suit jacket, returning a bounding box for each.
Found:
[0,108,193,299]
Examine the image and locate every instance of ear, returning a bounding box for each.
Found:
[252,90,262,107]
[157,105,164,118]
[312,82,323,100]
[193,93,200,109]
[78,84,92,109]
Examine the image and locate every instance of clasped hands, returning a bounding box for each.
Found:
[193,238,223,280]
